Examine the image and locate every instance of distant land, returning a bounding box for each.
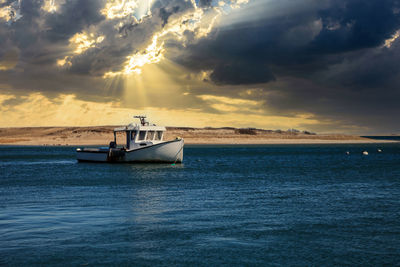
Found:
[0,126,397,145]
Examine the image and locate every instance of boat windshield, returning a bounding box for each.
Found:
[138,131,146,141]
[155,131,163,141]
[147,131,155,141]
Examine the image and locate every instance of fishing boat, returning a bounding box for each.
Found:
[76,116,184,163]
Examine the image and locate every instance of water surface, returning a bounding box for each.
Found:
[1,144,400,266]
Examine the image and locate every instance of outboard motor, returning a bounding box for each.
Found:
[109,141,117,148]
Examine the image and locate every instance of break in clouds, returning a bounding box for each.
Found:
[1,0,400,133]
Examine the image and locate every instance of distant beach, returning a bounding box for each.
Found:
[0,126,397,145]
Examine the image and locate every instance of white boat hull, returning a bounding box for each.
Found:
[77,139,184,163]
[124,139,183,163]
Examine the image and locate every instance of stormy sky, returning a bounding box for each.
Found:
[0,0,399,134]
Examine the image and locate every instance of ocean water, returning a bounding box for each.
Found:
[1,144,400,266]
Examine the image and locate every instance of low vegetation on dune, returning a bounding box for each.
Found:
[0,125,374,145]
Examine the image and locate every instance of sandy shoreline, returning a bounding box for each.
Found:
[0,126,396,146]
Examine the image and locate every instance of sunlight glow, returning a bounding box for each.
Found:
[197,95,263,113]
[101,0,153,20]
[104,34,163,77]
[101,0,139,19]
[0,92,321,131]
[56,56,71,67]
[57,32,105,67]
[103,0,250,78]
[124,35,164,75]
[42,0,57,13]
[383,30,400,48]
[0,1,21,22]
[0,6,12,21]
[231,0,249,9]
[103,8,221,77]
[69,32,105,54]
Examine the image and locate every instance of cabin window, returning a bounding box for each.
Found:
[146,131,155,141]
[131,131,137,140]
[155,131,163,141]
[138,131,146,140]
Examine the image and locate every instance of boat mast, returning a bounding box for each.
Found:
[134,115,149,126]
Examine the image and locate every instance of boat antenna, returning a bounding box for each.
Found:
[134,115,149,126]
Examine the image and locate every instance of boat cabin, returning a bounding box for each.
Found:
[111,116,166,150]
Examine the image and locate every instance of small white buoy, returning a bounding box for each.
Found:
[346,151,350,155]
[377,149,382,153]
[362,151,368,155]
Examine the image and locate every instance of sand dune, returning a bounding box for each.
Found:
[0,126,394,145]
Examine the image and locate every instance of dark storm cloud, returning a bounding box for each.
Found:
[67,0,196,76]
[209,62,276,85]
[198,0,212,8]
[159,6,180,27]
[45,0,106,41]
[0,0,198,95]
[1,0,400,132]
[177,0,400,83]
[0,0,107,66]
[152,0,194,27]
[310,0,400,53]
[169,0,400,133]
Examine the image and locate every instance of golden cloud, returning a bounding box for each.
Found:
[0,93,321,131]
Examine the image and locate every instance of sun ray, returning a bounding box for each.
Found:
[123,72,148,109]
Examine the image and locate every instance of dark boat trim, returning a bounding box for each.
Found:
[77,159,108,163]
[77,150,109,154]
[78,159,180,163]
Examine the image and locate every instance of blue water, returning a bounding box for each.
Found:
[1,144,400,266]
